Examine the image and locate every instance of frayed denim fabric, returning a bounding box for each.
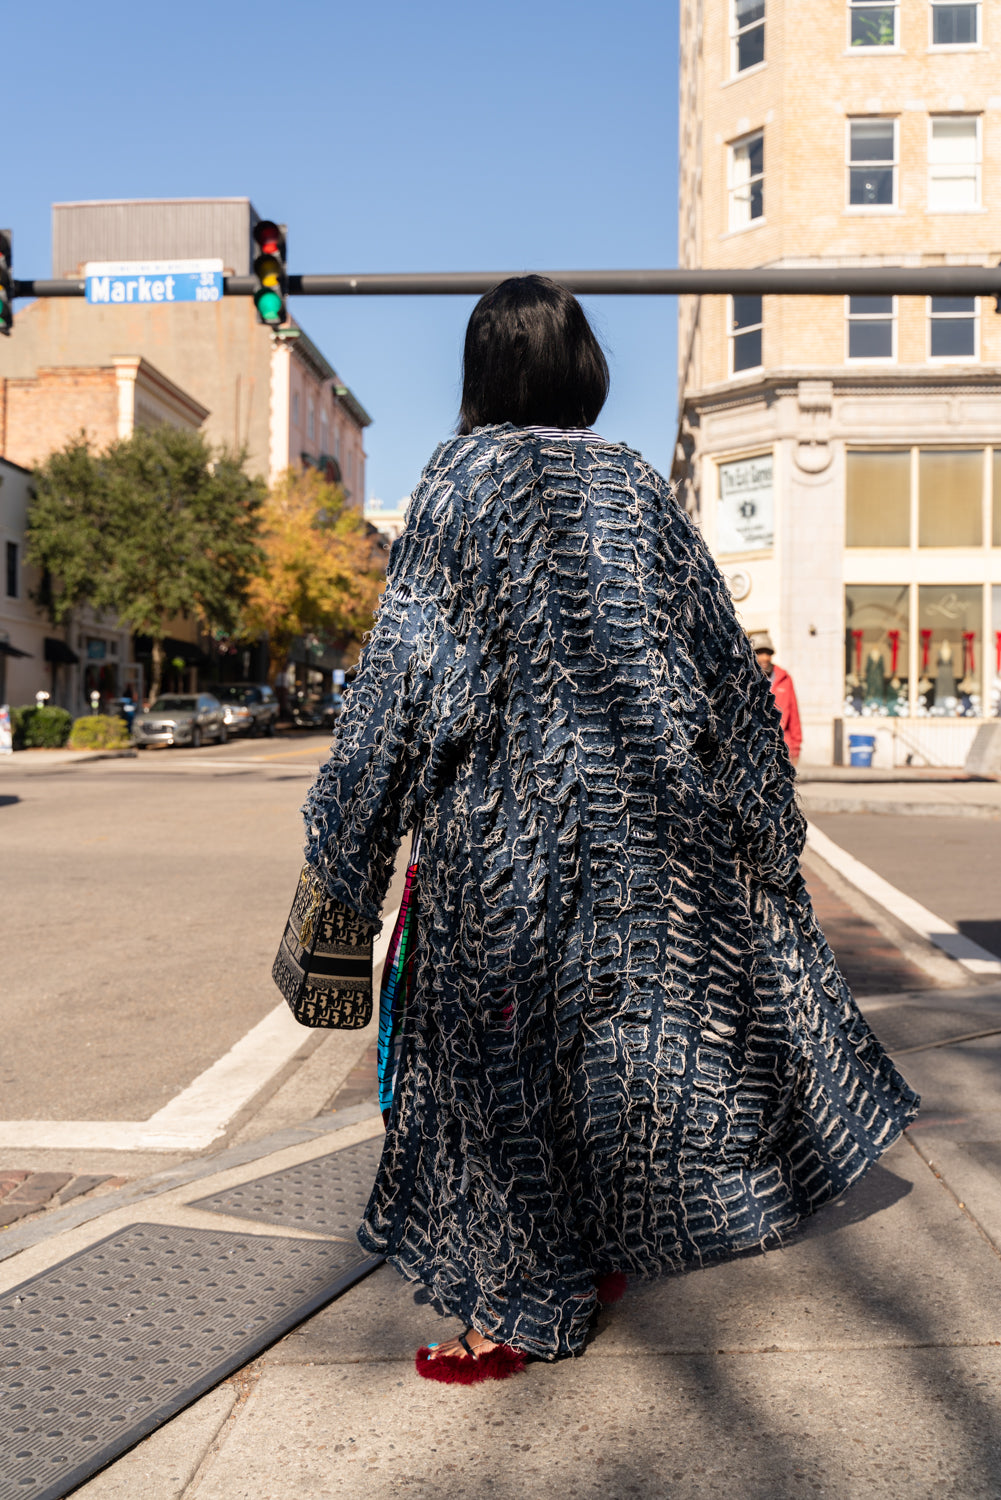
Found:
[302,425,919,1360]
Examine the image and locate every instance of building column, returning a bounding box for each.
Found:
[780,382,844,766]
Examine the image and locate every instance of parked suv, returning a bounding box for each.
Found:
[214,683,279,737]
[133,693,226,749]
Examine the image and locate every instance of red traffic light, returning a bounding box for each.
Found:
[254,220,283,256]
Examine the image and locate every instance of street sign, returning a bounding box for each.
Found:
[84,259,224,306]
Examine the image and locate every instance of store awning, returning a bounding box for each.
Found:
[44,637,80,666]
[0,639,31,659]
[133,634,211,668]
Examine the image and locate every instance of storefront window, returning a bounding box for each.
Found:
[917,585,981,717]
[844,585,909,717]
[846,450,910,546]
[919,449,983,546]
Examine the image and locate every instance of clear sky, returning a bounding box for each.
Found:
[7,0,679,507]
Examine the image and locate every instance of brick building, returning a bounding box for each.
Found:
[0,199,371,499]
[0,356,207,470]
[676,0,1001,765]
[0,199,374,713]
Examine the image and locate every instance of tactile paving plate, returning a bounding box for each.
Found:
[190,1133,384,1236]
[864,1003,1001,1054]
[0,1222,378,1500]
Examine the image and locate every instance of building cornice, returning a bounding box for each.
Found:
[684,366,1001,416]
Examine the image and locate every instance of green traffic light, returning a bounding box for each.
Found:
[255,288,285,324]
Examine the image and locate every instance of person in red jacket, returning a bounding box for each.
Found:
[750,631,802,763]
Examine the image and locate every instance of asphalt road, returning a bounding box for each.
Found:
[813,813,1001,961]
[1,733,336,1124]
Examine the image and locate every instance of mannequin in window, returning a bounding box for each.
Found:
[934,639,958,709]
[864,648,886,707]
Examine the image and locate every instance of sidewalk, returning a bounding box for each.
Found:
[4,871,1001,1498]
[798,767,1001,819]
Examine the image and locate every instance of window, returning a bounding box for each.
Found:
[307,397,315,441]
[728,131,764,230]
[292,391,300,426]
[993,450,1001,548]
[844,585,910,716]
[731,0,765,73]
[5,541,18,599]
[849,0,897,46]
[321,408,329,452]
[848,119,897,207]
[846,451,910,546]
[928,116,981,210]
[730,295,762,372]
[929,296,977,359]
[918,586,981,717]
[846,296,896,360]
[931,2,979,45]
[919,450,983,546]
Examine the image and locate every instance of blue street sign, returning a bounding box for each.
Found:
[84,259,224,306]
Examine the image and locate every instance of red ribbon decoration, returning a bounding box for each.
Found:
[962,631,976,676]
[920,629,933,673]
[852,629,864,676]
[887,629,901,676]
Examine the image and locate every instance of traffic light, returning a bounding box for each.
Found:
[0,230,12,336]
[253,220,287,327]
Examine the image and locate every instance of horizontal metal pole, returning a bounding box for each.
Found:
[13,265,1001,299]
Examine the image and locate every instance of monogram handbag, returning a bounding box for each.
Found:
[272,864,374,1028]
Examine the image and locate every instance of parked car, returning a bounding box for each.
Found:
[317,691,343,729]
[133,693,227,749]
[289,693,323,730]
[213,683,279,737]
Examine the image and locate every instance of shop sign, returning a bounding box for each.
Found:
[87,639,107,660]
[718,454,774,553]
[0,704,11,756]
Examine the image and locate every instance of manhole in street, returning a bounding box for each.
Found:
[863,1004,1001,1054]
[190,1134,384,1237]
[0,1222,378,1500]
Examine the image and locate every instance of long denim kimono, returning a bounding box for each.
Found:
[302,425,919,1360]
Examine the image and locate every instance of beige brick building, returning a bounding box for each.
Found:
[676,0,1001,765]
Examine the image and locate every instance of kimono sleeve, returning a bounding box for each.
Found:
[678,511,807,893]
[301,507,478,929]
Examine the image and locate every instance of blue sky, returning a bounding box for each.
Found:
[8,0,679,506]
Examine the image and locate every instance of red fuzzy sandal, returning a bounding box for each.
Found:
[415,1329,527,1385]
[595,1272,628,1305]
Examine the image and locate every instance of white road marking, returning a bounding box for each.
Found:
[0,907,399,1153]
[806,822,1001,977]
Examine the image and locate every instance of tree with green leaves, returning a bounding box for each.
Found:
[27,425,265,701]
[243,467,386,687]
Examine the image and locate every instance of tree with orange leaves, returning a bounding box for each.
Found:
[244,468,386,686]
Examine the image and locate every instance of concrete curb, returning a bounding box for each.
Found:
[0,1103,381,1268]
[800,795,1001,819]
[0,747,137,768]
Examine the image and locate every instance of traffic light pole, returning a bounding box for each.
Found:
[11,265,1001,300]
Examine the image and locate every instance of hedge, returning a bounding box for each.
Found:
[67,715,133,751]
[10,705,73,749]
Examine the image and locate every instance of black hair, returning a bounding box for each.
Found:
[458,275,609,435]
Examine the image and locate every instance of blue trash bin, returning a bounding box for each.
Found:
[848,733,876,768]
